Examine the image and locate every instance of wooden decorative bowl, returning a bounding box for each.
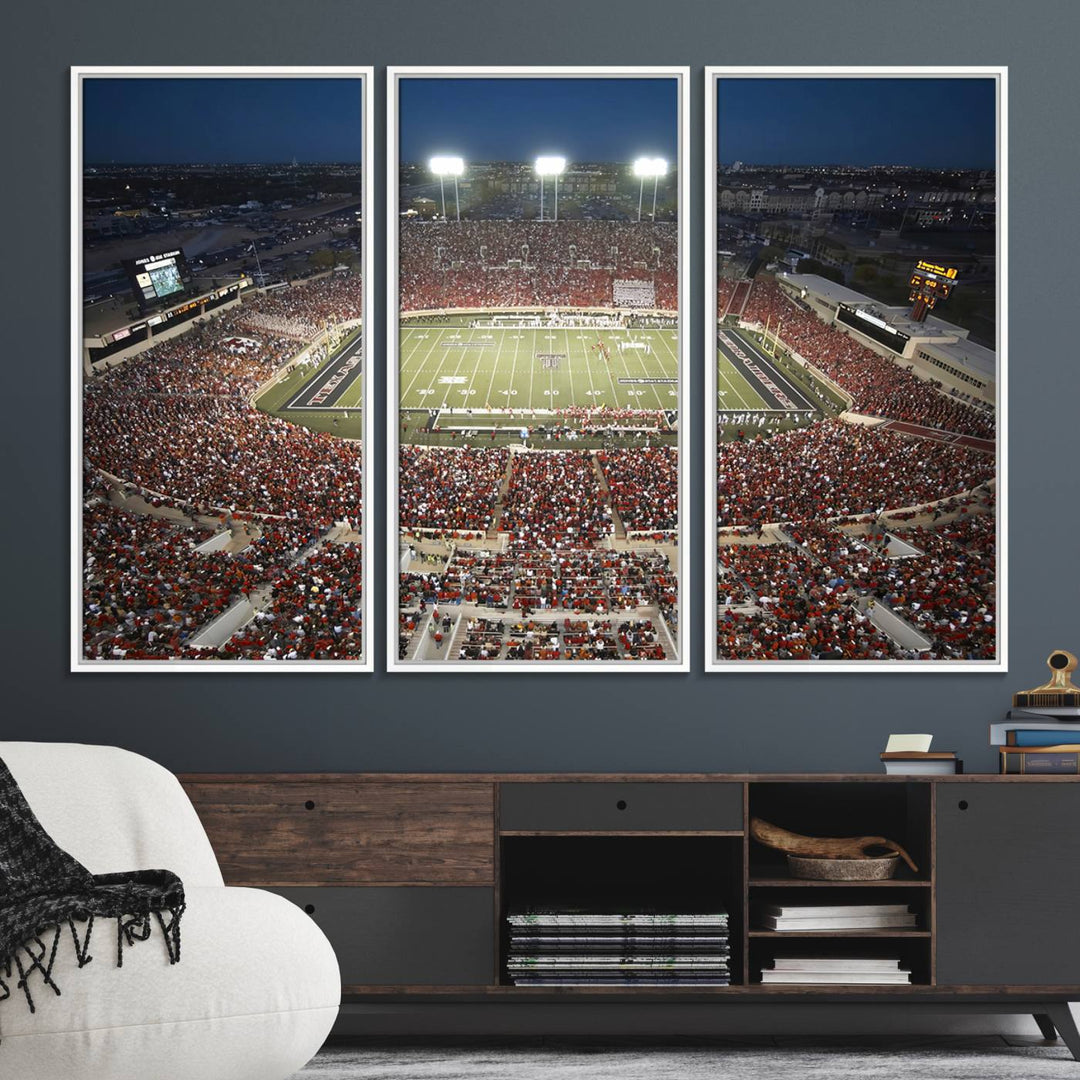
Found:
[786,853,900,881]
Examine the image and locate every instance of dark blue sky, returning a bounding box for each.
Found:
[400,77,677,164]
[718,77,996,168]
[83,78,363,164]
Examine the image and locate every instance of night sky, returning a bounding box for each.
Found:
[83,78,364,164]
[399,77,678,164]
[717,77,996,169]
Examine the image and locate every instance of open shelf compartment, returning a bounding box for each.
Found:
[499,835,744,988]
[747,781,932,885]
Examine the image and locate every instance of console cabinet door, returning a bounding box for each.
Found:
[936,783,1080,986]
[272,886,495,986]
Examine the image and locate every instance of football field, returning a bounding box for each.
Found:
[716,328,820,414]
[254,327,363,439]
[399,324,680,416]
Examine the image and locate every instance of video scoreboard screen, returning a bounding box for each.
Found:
[836,304,910,354]
[908,260,958,308]
[123,249,192,308]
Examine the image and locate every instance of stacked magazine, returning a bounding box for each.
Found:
[758,902,917,931]
[506,909,730,986]
[761,956,912,985]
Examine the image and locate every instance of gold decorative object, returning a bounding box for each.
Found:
[750,817,919,874]
[1013,650,1080,708]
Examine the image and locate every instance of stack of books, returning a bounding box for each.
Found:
[761,956,912,985]
[880,733,960,774]
[757,902,917,932]
[505,908,730,986]
[992,707,1080,774]
[880,751,960,775]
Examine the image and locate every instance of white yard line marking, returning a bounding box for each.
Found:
[400,324,446,405]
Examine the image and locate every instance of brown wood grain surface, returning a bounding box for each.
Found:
[182,780,495,885]
[179,772,1080,784]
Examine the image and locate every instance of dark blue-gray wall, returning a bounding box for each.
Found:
[4,0,1078,776]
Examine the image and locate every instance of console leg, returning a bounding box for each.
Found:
[1045,1004,1080,1061]
[1034,1013,1058,1041]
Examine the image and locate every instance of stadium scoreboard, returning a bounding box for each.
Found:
[908,259,958,321]
[123,249,193,308]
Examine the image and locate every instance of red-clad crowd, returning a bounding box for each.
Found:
[739,277,994,439]
[597,446,677,535]
[398,446,508,534]
[399,220,677,313]
[218,542,364,660]
[715,420,995,528]
[82,501,320,660]
[502,451,613,550]
[235,275,362,340]
[715,507,997,661]
[454,614,666,661]
[716,542,899,661]
[82,276,365,661]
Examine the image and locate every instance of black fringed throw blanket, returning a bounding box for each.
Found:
[0,756,185,1028]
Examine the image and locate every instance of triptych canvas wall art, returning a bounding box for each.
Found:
[71,65,1004,672]
[706,68,1005,671]
[73,68,374,670]
[388,68,688,671]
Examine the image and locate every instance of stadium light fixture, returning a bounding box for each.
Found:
[633,157,668,222]
[429,156,465,221]
[534,156,567,222]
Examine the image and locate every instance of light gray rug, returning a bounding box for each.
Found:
[292,1042,1077,1079]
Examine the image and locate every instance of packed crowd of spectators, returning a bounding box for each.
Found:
[236,275,362,340]
[739,277,995,439]
[399,220,677,313]
[597,446,678,535]
[715,507,997,661]
[398,446,508,534]
[502,451,613,550]
[82,501,321,659]
[82,275,365,661]
[715,420,995,528]
[874,519,996,659]
[716,541,899,661]
[452,615,665,661]
[85,394,363,524]
[217,542,364,660]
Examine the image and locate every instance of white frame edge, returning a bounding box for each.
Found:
[703,65,1008,673]
[70,65,375,673]
[386,66,691,673]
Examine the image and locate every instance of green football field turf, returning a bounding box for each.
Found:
[253,327,364,439]
[398,324,680,416]
[715,341,772,411]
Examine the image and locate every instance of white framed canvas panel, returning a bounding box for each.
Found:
[387,67,690,673]
[705,67,1007,672]
[72,67,374,671]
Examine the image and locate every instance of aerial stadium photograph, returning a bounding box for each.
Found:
[707,69,1004,670]
[73,68,372,669]
[389,69,688,669]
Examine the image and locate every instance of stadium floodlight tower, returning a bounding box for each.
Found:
[429,156,465,221]
[633,157,668,222]
[534,156,566,222]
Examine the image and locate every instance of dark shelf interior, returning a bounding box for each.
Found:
[748,935,932,987]
[499,835,744,986]
[748,781,933,882]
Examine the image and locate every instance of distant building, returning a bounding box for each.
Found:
[777,272,995,406]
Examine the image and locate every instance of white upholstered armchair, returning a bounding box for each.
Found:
[0,742,339,1080]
